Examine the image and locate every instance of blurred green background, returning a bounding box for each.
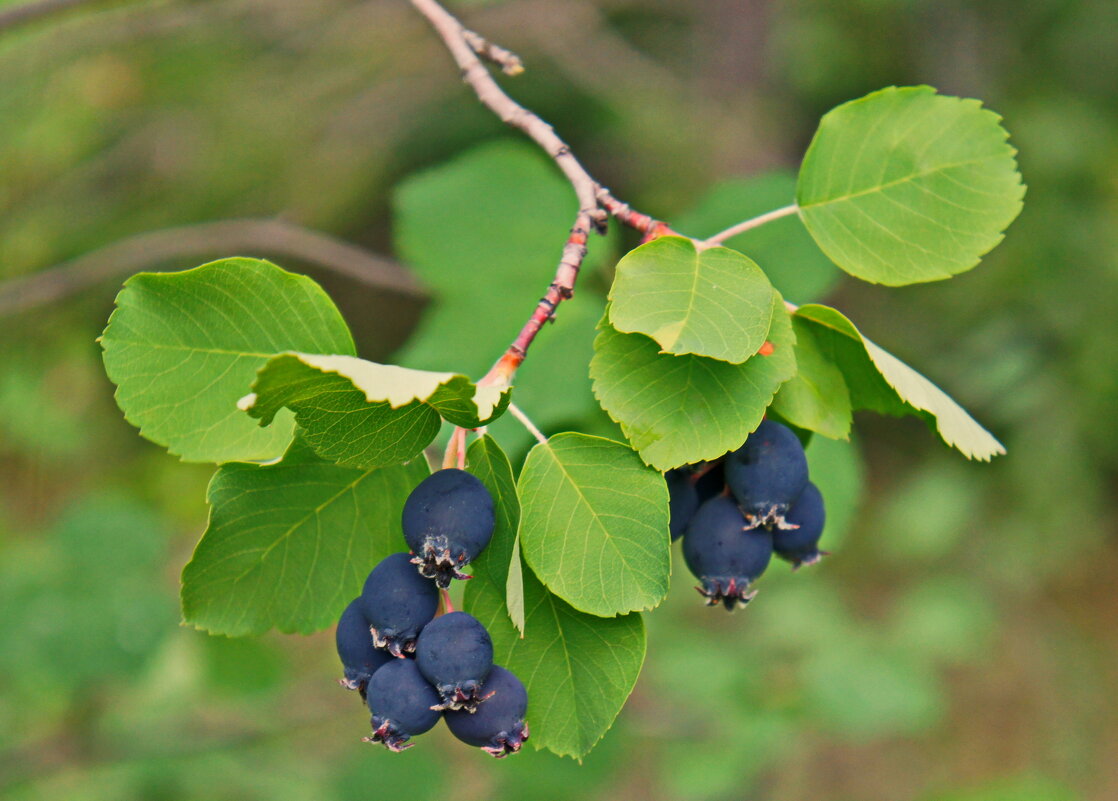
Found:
[1,0,1115,799]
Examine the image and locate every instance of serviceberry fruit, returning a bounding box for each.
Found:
[402,468,495,588]
[724,419,809,530]
[415,611,494,712]
[683,495,773,610]
[360,552,439,657]
[693,460,726,505]
[666,468,699,542]
[336,597,393,694]
[773,481,827,568]
[363,658,443,752]
[444,665,529,758]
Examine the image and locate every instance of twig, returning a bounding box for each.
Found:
[409,0,673,385]
[700,204,798,248]
[507,402,547,446]
[461,27,523,75]
[0,218,423,317]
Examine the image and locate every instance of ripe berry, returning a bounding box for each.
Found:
[415,611,494,712]
[360,552,439,657]
[363,659,442,752]
[402,469,495,588]
[694,460,726,505]
[336,597,393,694]
[666,469,699,541]
[724,419,809,529]
[444,665,529,758]
[773,481,827,568]
[683,495,773,610]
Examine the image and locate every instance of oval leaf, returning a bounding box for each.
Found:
[181,438,429,636]
[608,236,774,363]
[796,304,1004,460]
[770,316,853,439]
[591,293,797,471]
[465,563,646,759]
[518,433,669,617]
[241,353,510,469]
[797,86,1025,286]
[100,258,355,463]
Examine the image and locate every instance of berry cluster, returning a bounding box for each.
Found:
[667,420,827,610]
[334,469,529,757]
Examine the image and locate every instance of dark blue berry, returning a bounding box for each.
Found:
[336,597,393,694]
[415,611,494,712]
[402,469,495,588]
[682,495,773,610]
[693,460,726,504]
[724,419,809,529]
[666,469,699,542]
[363,659,442,752]
[444,665,528,758]
[773,481,827,568]
[360,553,439,657]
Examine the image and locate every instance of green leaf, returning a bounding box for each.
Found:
[770,316,852,439]
[463,435,525,634]
[100,257,355,463]
[797,85,1025,285]
[181,437,429,636]
[393,141,614,379]
[590,293,797,471]
[796,304,1004,459]
[241,353,510,469]
[517,433,669,617]
[607,235,775,363]
[672,171,840,303]
[465,564,645,759]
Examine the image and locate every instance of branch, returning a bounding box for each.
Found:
[700,204,798,248]
[408,0,674,385]
[0,218,423,317]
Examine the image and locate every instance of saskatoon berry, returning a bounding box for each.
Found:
[415,611,494,712]
[335,597,393,694]
[444,665,529,758]
[693,460,726,505]
[403,468,495,588]
[364,659,442,752]
[773,481,827,568]
[724,419,809,530]
[666,469,699,542]
[360,552,439,657]
[683,495,773,610]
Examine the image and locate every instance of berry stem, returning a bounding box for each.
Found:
[440,588,455,614]
[442,427,466,470]
[507,402,548,446]
[699,204,799,249]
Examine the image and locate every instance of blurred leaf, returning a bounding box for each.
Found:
[608,236,775,363]
[181,438,428,636]
[877,461,982,561]
[797,86,1025,285]
[889,576,997,665]
[922,776,1085,801]
[672,171,840,303]
[797,304,1004,460]
[804,433,864,552]
[100,258,354,463]
[467,562,646,759]
[591,294,796,471]
[518,433,669,616]
[464,435,525,633]
[771,315,853,438]
[243,353,509,468]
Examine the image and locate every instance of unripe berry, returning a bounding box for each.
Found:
[444,665,529,758]
[683,495,773,610]
[360,552,439,657]
[724,420,809,529]
[415,611,494,712]
[402,469,495,588]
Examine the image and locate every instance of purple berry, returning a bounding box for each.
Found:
[360,553,439,657]
[402,469,495,588]
[444,665,528,758]
[363,659,442,752]
[724,420,809,529]
[773,481,827,568]
[682,495,773,610]
[693,460,726,504]
[335,597,393,694]
[666,469,699,542]
[415,611,494,712]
